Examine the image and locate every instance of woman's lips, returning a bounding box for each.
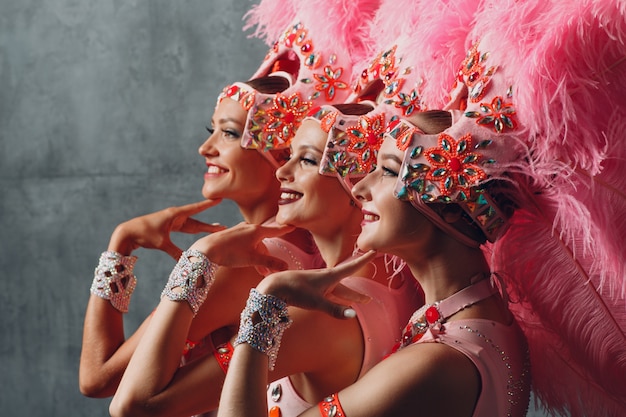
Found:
[204,164,228,178]
[362,210,380,223]
[278,189,303,205]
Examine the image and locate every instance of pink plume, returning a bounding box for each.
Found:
[470,1,626,415]
[295,0,382,72]
[489,184,626,417]
[243,0,298,46]
[244,0,382,69]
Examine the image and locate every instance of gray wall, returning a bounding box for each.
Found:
[0,1,551,416]
[1,1,261,416]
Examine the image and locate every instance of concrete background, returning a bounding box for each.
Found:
[0,1,551,416]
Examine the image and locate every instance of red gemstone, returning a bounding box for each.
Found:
[425,306,440,324]
[283,112,295,124]
[226,85,238,97]
[449,157,462,172]
[307,106,321,117]
[285,34,296,47]
[387,119,400,131]
[361,69,368,79]
[269,406,282,417]
[301,43,312,53]
[367,132,378,145]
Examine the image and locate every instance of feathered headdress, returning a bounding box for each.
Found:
[465,1,626,416]
[223,0,381,167]
[376,0,626,414]
[350,0,482,112]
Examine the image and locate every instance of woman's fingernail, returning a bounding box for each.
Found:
[343,308,356,318]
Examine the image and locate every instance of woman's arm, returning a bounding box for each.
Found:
[109,224,365,417]
[217,253,375,417]
[79,199,224,397]
[217,252,480,417]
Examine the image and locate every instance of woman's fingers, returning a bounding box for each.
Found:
[324,251,377,284]
[177,198,223,215]
[180,217,226,234]
[328,283,372,305]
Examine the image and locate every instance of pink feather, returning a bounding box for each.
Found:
[467,1,626,415]
[242,0,298,46]
[243,0,381,70]
[490,186,626,417]
[355,0,482,107]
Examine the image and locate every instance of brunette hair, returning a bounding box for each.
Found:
[244,76,291,94]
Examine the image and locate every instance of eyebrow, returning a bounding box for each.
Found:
[295,144,323,154]
[379,153,403,164]
[212,117,244,126]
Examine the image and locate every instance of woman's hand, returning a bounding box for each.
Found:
[257,251,376,319]
[108,199,226,259]
[189,222,295,273]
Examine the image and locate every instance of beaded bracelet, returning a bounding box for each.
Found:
[161,249,218,316]
[91,251,138,313]
[234,288,292,371]
[319,393,346,417]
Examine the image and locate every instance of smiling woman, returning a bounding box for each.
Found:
[76,2,401,417]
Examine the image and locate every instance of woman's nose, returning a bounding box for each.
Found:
[198,132,218,157]
[275,157,295,182]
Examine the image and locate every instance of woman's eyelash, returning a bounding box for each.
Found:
[382,166,398,176]
[206,126,215,134]
[300,156,318,165]
[223,129,241,138]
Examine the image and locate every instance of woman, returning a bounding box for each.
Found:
[211,37,536,416]
[216,115,531,417]
[80,3,372,405]
[79,73,321,400]
[109,101,422,417]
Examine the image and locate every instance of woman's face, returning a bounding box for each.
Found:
[198,98,279,204]
[352,137,436,259]
[275,119,357,235]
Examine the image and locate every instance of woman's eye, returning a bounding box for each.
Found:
[300,156,318,166]
[222,129,241,139]
[382,166,399,177]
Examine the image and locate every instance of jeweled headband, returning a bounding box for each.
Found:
[216,22,357,168]
[391,40,522,246]
[218,79,313,168]
[305,105,386,200]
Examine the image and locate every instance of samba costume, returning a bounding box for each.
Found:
[264,104,424,417]
[181,1,391,415]
[234,1,626,417]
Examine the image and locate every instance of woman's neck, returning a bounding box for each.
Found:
[238,192,281,225]
[406,237,490,304]
[312,214,362,268]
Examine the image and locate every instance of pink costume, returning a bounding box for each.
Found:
[405,279,531,417]
[267,268,422,416]
[183,234,324,417]
[182,234,323,365]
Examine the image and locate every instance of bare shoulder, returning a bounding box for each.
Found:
[321,341,480,417]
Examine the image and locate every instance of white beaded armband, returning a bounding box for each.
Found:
[161,249,218,316]
[234,288,292,371]
[91,251,138,313]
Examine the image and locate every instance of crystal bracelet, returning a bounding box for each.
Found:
[161,249,218,316]
[90,251,138,313]
[234,288,292,370]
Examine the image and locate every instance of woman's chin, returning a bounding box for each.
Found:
[356,236,375,252]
